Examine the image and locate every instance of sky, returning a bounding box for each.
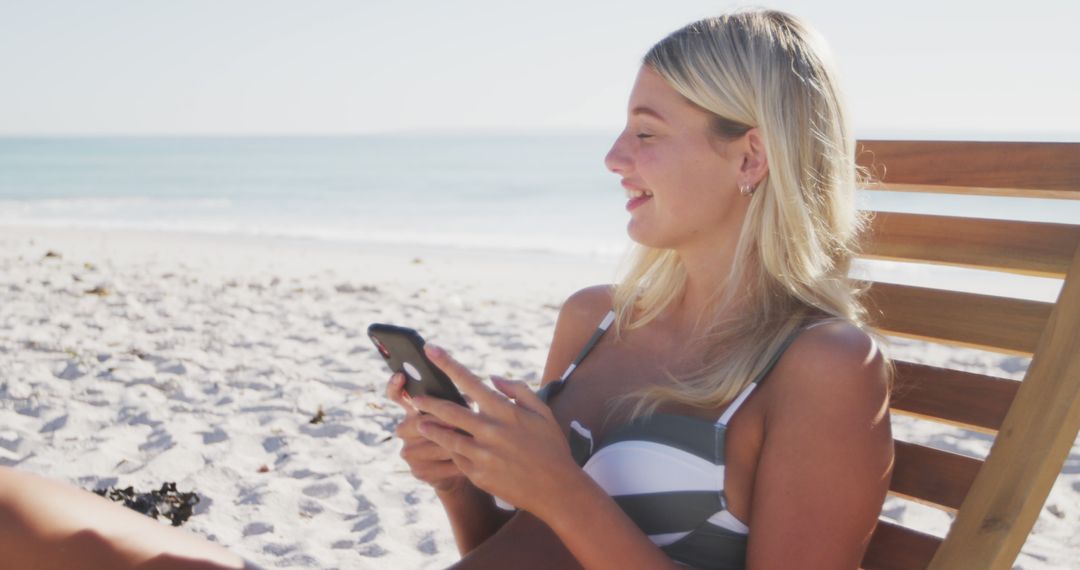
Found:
[0,0,1076,140]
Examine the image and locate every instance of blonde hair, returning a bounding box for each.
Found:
[614,9,886,416]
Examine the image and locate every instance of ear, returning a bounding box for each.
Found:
[740,128,769,187]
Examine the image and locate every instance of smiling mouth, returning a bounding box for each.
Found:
[626,192,652,212]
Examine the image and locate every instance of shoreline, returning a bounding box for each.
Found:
[0,224,1063,303]
[0,225,625,305]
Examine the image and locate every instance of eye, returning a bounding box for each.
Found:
[636,133,654,140]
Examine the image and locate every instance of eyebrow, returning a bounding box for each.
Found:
[630,106,666,122]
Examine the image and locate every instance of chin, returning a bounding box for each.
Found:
[626,221,673,250]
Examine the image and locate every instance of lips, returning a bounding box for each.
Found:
[626,194,652,211]
[622,180,652,211]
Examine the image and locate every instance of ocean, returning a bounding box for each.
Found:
[0,134,1074,267]
[0,135,629,258]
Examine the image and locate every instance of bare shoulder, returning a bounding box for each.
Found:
[747,320,894,568]
[558,284,615,325]
[540,285,615,385]
[765,320,891,420]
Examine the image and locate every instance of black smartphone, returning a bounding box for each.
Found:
[368,323,468,407]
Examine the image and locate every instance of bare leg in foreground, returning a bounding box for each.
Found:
[0,466,246,570]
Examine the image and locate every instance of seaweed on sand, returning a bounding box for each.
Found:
[93,482,200,527]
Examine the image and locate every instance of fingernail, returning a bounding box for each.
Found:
[425,344,446,358]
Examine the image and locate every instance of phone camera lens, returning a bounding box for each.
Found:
[372,337,391,358]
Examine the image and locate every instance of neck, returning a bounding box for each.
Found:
[665,225,746,334]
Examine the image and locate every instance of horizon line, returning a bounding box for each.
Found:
[0,128,1077,143]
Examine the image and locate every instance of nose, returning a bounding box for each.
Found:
[604,131,630,175]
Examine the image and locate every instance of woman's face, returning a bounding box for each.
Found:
[605,66,751,251]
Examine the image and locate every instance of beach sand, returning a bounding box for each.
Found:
[1,226,1076,569]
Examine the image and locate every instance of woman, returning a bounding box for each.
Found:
[387,9,893,570]
[0,9,891,570]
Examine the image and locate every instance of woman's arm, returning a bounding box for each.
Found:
[520,465,684,570]
[0,466,245,570]
[745,322,894,569]
[431,477,514,555]
[450,510,585,569]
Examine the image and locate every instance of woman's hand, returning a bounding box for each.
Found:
[410,344,581,517]
[385,372,468,494]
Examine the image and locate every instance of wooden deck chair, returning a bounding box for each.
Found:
[851,140,1080,570]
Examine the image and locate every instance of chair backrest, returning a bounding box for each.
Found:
[852,140,1080,570]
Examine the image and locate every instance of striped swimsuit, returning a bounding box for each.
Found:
[522,310,820,569]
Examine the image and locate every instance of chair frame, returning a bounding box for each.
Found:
[853,140,1080,570]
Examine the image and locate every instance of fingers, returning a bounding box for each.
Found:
[394,413,451,440]
[418,420,480,459]
[385,372,409,405]
[400,439,462,489]
[412,395,485,435]
[400,438,453,463]
[410,460,462,486]
[396,418,465,489]
[491,376,549,415]
[424,344,507,414]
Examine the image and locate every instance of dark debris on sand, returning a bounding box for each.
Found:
[93,482,200,527]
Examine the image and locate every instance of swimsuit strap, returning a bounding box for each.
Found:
[716,318,843,426]
[553,311,846,426]
[559,309,617,382]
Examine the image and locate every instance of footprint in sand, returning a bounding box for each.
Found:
[0,431,21,452]
[301,423,351,439]
[357,543,388,558]
[299,498,324,516]
[236,482,269,506]
[138,426,174,452]
[39,414,69,433]
[242,522,274,536]
[496,339,533,351]
[55,360,87,380]
[417,531,439,555]
[351,511,380,543]
[201,427,228,444]
[262,436,287,453]
[262,543,297,556]
[156,360,187,375]
[301,481,340,499]
[403,490,423,525]
[357,429,390,446]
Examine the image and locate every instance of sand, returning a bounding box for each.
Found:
[0,226,1076,569]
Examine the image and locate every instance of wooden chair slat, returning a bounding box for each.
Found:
[863,212,1080,278]
[859,183,1077,200]
[929,243,1080,569]
[855,140,1080,196]
[891,440,982,511]
[864,282,1053,355]
[890,361,1021,434]
[861,519,942,570]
